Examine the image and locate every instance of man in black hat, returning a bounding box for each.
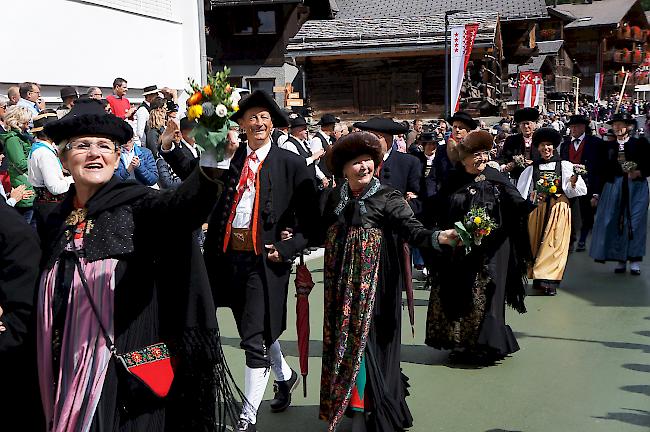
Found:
[502,107,541,181]
[558,114,606,251]
[135,85,159,147]
[410,131,442,201]
[201,90,319,432]
[281,114,326,186]
[56,87,78,118]
[310,113,339,185]
[354,117,422,203]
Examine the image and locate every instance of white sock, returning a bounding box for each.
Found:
[269,340,292,382]
[631,262,641,271]
[241,366,270,425]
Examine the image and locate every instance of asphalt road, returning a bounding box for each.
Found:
[217,224,650,432]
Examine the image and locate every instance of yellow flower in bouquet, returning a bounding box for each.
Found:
[549,185,557,194]
[473,216,482,224]
[186,67,239,160]
[188,104,203,121]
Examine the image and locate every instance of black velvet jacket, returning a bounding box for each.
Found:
[40,169,241,431]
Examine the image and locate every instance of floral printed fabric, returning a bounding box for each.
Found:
[319,224,382,432]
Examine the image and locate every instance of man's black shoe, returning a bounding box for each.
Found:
[269,369,300,413]
[576,241,586,252]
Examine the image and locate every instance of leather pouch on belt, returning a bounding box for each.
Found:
[230,228,255,252]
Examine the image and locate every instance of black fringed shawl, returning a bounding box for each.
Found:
[431,166,531,317]
[40,170,243,431]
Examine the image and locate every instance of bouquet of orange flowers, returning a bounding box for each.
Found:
[186,67,240,160]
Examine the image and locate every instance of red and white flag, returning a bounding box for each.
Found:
[594,72,603,101]
[519,71,542,108]
[450,23,479,114]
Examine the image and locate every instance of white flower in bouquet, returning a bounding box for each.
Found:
[201,102,215,117]
[215,104,228,118]
[229,91,242,107]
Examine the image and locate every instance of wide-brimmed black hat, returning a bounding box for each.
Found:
[353,117,408,135]
[327,131,383,178]
[44,98,133,144]
[447,111,478,130]
[31,110,59,134]
[317,113,339,126]
[290,115,307,129]
[230,90,289,128]
[607,112,637,126]
[567,114,590,126]
[60,86,78,100]
[418,131,439,143]
[532,127,562,148]
[142,85,159,96]
[514,107,540,124]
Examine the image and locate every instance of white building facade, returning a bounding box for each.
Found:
[2,0,205,105]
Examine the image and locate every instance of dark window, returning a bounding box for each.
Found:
[232,9,277,36]
[248,79,275,97]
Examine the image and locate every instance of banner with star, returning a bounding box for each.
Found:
[450,23,479,114]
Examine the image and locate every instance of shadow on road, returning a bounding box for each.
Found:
[513,332,650,354]
[621,385,650,397]
[594,408,650,428]
[623,363,650,373]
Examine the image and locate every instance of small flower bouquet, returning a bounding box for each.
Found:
[536,172,560,195]
[513,154,527,168]
[621,161,638,173]
[186,67,241,160]
[453,206,498,254]
[573,164,588,177]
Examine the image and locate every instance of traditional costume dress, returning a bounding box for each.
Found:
[590,134,650,270]
[317,131,446,432]
[425,166,530,361]
[320,177,433,432]
[517,155,587,292]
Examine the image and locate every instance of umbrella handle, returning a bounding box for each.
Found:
[303,374,307,397]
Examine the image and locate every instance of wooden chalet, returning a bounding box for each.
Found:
[204,0,329,106]
[287,12,502,118]
[551,0,650,99]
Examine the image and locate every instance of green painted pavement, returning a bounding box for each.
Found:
[218,235,650,431]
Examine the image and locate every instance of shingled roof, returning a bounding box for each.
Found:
[553,0,644,29]
[287,12,499,58]
[331,0,547,21]
[536,40,564,55]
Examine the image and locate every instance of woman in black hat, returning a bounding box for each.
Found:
[35,98,241,431]
[517,128,587,295]
[425,130,531,364]
[590,113,650,275]
[318,131,458,432]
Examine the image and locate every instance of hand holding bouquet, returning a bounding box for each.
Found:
[573,164,588,176]
[513,154,527,168]
[186,67,240,161]
[453,206,497,254]
[621,161,638,173]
